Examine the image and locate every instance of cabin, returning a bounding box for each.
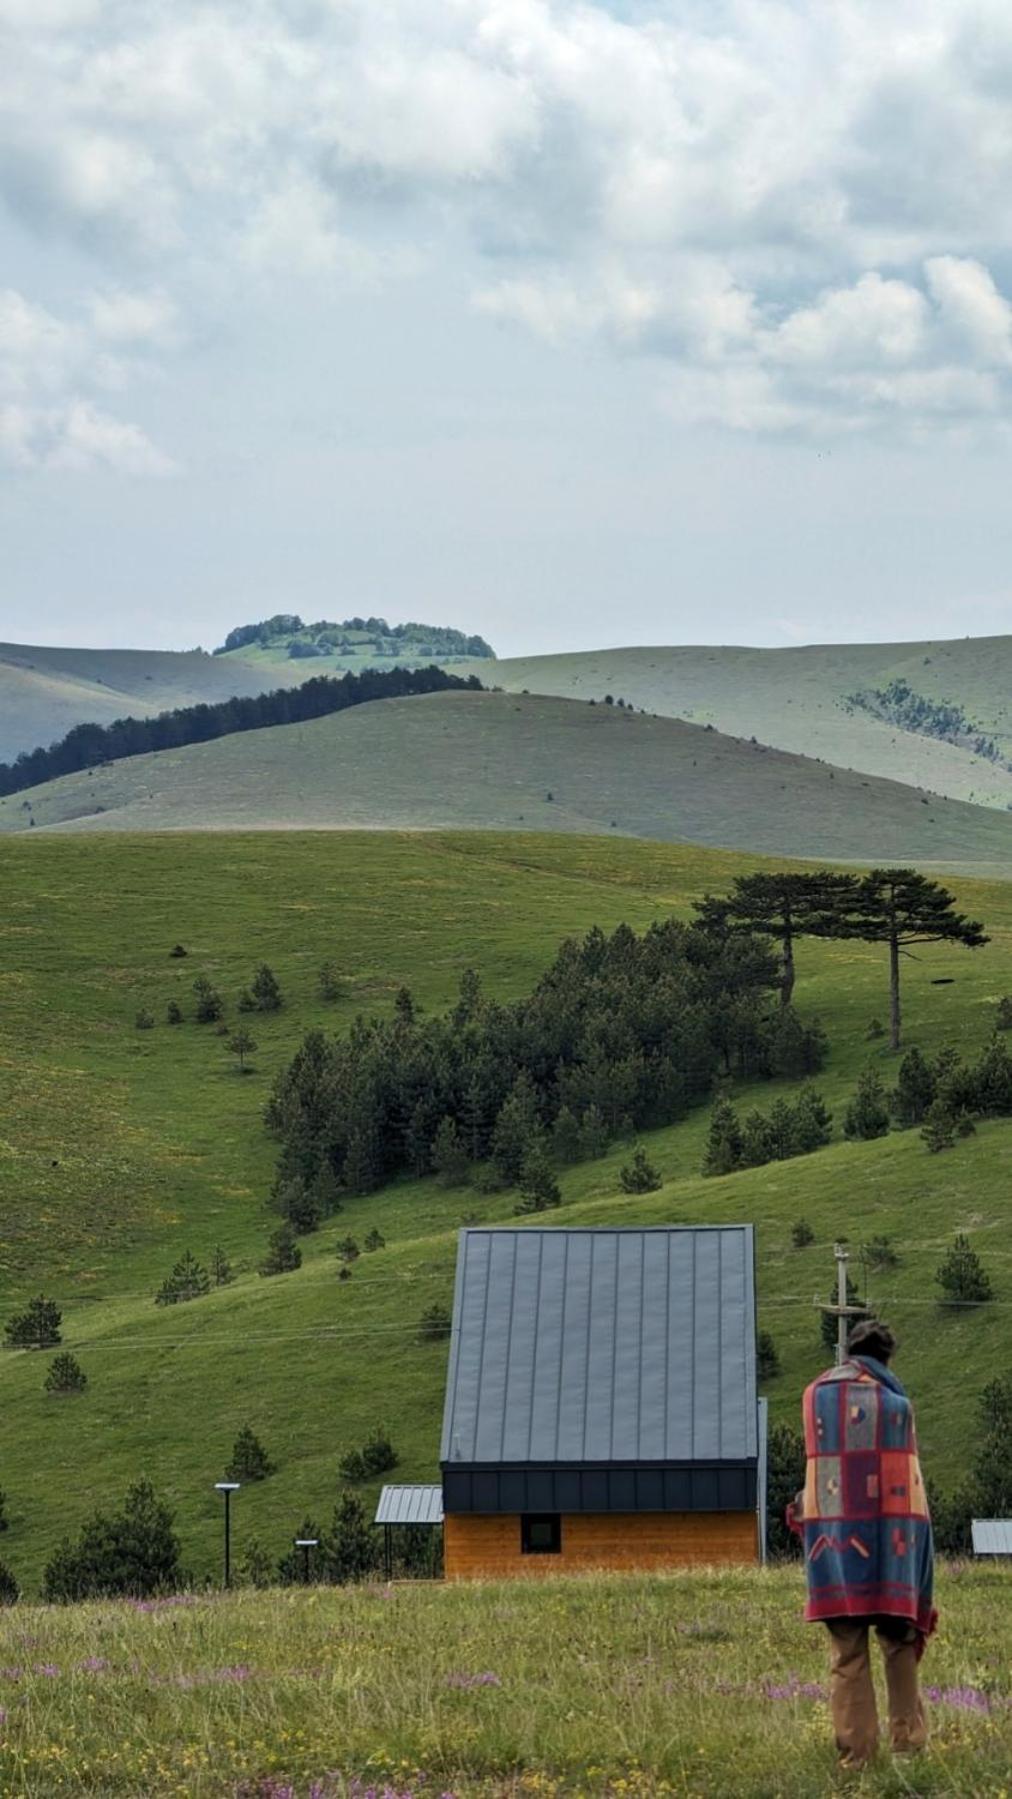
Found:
[439,1224,760,1580]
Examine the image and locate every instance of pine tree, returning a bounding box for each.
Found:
[342,1121,379,1195]
[364,1228,385,1252]
[757,1331,781,1382]
[166,1000,183,1025]
[820,1276,869,1353]
[135,1007,155,1031]
[44,1353,87,1395]
[740,1108,775,1169]
[42,1478,181,1601]
[921,1097,956,1153]
[490,1073,540,1182]
[276,1177,322,1235]
[193,975,223,1023]
[237,1539,274,1588]
[453,968,482,1026]
[766,1424,806,1560]
[791,1086,833,1153]
[4,1295,62,1350]
[318,961,343,1002]
[360,1427,398,1476]
[226,1424,276,1482]
[936,1234,993,1307]
[251,964,282,1011]
[394,986,415,1023]
[277,1516,323,1587]
[849,870,988,1051]
[419,1303,452,1342]
[695,872,859,1007]
[703,1099,743,1176]
[515,1141,561,1214]
[891,1046,937,1126]
[324,1493,377,1583]
[791,1218,815,1249]
[226,1027,258,1072]
[335,1236,360,1263]
[578,1103,609,1160]
[0,1489,8,1532]
[551,1106,583,1164]
[212,1246,233,1287]
[844,1068,890,1141]
[619,1147,662,1194]
[259,1223,302,1277]
[967,1377,1012,1515]
[0,1561,19,1605]
[155,1250,211,1306]
[997,996,1012,1032]
[431,1116,468,1186]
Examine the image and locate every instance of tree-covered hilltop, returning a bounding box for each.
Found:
[0,665,483,799]
[215,614,495,661]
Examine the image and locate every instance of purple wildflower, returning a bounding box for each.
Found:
[0,1669,22,1682]
[215,1664,253,1683]
[445,1670,501,1689]
[77,1657,109,1674]
[762,1674,827,1701]
[34,1664,60,1678]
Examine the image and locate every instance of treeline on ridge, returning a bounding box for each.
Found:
[0,665,483,799]
[265,919,826,1209]
[215,613,495,660]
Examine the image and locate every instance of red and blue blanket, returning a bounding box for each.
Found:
[800,1356,937,1639]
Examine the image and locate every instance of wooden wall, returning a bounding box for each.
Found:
[443,1511,758,1580]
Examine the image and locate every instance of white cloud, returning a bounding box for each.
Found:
[5,0,1012,441]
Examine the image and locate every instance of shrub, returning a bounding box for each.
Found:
[419,1303,452,1342]
[364,1228,385,1252]
[860,1235,898,1272]
[0,1562,19,1605]
[866,1018,885,1040]
[44,1353,87,1395]
[757,1331,780,1382]
[935,1234,993,1307]
[226,1425,276,1482]
[335,1236,360,1263]
[155,1250,210,1306]
[259,1223,301,1277]
[169,944,188,959]
[921,1098,956,1153]
[4,1295,62,1350]
[276,1178,322,1236]
[237,1539,274,1588]
[997,995,1012,1031]
[135,1008,155,1031]
[212,1246,233,1287]
[318,962,343,1003]
[42,1478,181,1601]
[890,1047,937,1126]
[251,964,282,1012]
[166,1000,183,1025]
[843,1068,890,1141]
[791,1218,815,1249]
[620,1147,662,1193]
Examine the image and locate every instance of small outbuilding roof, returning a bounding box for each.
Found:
[971,1519,1012,1556]
[374,1485,444,1527]
[440,1225,757,1467]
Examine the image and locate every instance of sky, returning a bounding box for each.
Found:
[4,0,1012,658]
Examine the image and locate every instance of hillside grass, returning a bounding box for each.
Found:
[1,1567,1010,1797]
[1,832,1012,1594]
[6,693,1012,871]
[483,638,1012,810]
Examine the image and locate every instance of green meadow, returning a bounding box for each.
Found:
[1,1567,1011,1797]
[1,831,1011,1595]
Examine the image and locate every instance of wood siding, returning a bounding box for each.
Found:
[444,1511,758,1580]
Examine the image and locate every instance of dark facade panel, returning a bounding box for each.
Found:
[442,1462,758,1516]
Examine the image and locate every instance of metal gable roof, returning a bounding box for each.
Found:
[440,1226,757,1466]
[374,1485,444,1526]
[972,1519,1012,1556]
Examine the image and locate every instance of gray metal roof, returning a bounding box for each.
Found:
[440,1226,757,1466]
[374,1485,444,1526]
[972,1519,1012,1556]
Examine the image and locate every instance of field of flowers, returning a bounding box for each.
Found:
[0,1565,1010,1797]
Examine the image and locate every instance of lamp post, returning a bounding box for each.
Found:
[295,1536,319,1585]
[215,1481,240,1588]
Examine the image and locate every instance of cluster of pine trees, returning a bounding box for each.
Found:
[703,1086,832,1176]
[0,665,482,798]
[215,614,494,660]
[849,678,1008,769]
[266,919,821,1207]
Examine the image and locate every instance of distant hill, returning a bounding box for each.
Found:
[0,618,494,765]
[6,689,1012,869]
[479,637,1012,810]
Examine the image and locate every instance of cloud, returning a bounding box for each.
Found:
[5,0,1012,440]
[0,287,177,474]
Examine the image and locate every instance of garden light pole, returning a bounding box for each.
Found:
[215,1481,240,1588]
[295,1536,319,1585]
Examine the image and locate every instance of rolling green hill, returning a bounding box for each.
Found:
[5,690,1012,869]
[481,637,1012,809]
[0,830,1010,1596]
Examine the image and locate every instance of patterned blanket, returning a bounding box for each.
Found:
[800,1356,937,1638]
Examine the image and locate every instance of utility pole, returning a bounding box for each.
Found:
[817,1242,864,1365]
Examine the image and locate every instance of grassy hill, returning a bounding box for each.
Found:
[1,830,1011,1598]
[481,637,1012,809]
[1,1567,1009,1796]
[5,690,1012,869]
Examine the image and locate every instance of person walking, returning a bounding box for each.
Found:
[791,1318,937,1771]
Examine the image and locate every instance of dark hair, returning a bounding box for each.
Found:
[846,1318,897,1364]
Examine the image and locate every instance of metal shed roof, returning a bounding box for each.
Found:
[440,1226,757,1466]
[972,1519,1012,1556]
[374,1485,444,1526]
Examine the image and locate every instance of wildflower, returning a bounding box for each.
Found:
[77,1656,109,1673]
[445,1670,501,1688]
[34,1663,60,1678]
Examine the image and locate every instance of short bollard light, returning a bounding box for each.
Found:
[295,1536,319,1584]
[215,1481,241,1588]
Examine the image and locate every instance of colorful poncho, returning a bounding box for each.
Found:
[800,1356,937,1638]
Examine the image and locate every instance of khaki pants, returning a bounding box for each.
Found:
[826,1618,927,1768]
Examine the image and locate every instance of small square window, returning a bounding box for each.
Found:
[521,1513,561,1555]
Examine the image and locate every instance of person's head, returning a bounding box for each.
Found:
[846,1318,897,1365]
